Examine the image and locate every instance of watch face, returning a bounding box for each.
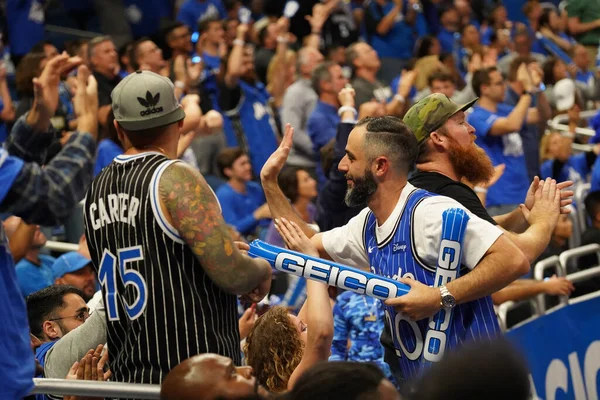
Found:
[442,295,456,309]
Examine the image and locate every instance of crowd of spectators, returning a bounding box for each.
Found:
[1,0,600,399]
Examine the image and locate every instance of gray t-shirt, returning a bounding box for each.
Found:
[43,295,107,379]
[280,78,318,167]
[352,77,393,109]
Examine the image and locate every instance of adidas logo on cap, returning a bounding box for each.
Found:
[137,90,164,117]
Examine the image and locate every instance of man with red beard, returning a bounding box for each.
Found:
[405,93,573,269]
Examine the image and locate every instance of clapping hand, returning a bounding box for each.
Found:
[275,217,319,257]
[524,177,573,215]
[64,344,111,400]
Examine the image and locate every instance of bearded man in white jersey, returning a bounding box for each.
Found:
[83,70,271,384]
[260,113,534,388]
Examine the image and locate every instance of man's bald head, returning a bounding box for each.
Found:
[161,354,269,400]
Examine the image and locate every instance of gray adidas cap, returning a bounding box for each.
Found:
[111,70,186,131]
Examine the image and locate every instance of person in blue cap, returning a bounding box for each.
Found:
[52,252,97,302]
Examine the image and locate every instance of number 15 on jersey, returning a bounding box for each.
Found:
[98,246,148,321]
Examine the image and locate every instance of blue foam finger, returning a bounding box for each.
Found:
[248,240,410,300]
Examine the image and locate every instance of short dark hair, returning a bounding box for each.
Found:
[30,40,55,54]
[428,70,454,87]
[412,340,530,400]
[415,35,438,59]
[281,361,384,400]
[358,116,418,174]
[118,122,173,148]
[508,56,536,82]
[27,285,84,339]
[65,38,89,58]
[543,56,561,86]
[216,147,246,178]
[129,37,153,71]
[15,52,45,96]
[585,191,600,220]
[311,61,335,95]
[198,16,222,34]
[471,67,497,97]
[277,167,307,203]
[164,21,187,42]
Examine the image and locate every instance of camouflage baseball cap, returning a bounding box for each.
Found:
[403,93,478,144]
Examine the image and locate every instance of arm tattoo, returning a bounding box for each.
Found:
[160,163,262,294]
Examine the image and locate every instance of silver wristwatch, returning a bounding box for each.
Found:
[440,285,456,309]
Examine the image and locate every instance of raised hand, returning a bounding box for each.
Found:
[238,303,257,339]
[73,65,99,138]
[520,178,561,230]
[524,177,573,215]
[338,86,355,108]
[35,52,82,116]
[260,123,294,183]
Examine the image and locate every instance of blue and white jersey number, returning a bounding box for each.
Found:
[98,246,148,321]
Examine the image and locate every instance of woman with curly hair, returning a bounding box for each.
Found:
[244,218,333,394]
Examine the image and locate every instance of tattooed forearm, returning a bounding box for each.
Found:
[159,162,268,294]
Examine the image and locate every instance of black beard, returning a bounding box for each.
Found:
[344,169,378,207]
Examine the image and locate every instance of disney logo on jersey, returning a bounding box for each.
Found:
[137,91,163,117]
[275,252,401,300]
[392,242,407,253]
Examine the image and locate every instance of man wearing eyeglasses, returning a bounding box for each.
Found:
[26,285,106,381]
[467,64,539,217]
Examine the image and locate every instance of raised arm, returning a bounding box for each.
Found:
[275,218,333,391]
[224,24,250,88]
[159,161,271,297]
[260,123,329,258]
[0,63,98,226]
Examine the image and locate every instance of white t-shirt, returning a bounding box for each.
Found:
[321,183,503,271]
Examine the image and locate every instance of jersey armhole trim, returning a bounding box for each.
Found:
[150,159,185,244]
[409,196,437,273]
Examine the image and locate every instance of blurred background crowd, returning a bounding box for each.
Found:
[2,0,600,399]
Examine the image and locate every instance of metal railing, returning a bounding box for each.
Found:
[533,256,565,313]
[44,240,79,253]
[497,299,540,332]
[31,378,161,399]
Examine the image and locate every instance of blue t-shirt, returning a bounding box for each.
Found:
[94,139,123,176]
[177,0,226,31]
[541,154,590,185]
[307,101,340,187]
[504,87,540,181]
[123,0,170,38]
[389,75,418,102]
[0,147,24,202]
[0,98,7,144]
[591,157,600,192]
[15,254,56,297]
[576,70,595,87]
[0,150,35,398]
[215,181,268,235]
[200,52,222,110]
[467,104,530,207]
[437,28,458,54]
[6,0,45,56]
[366,1,428,60]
